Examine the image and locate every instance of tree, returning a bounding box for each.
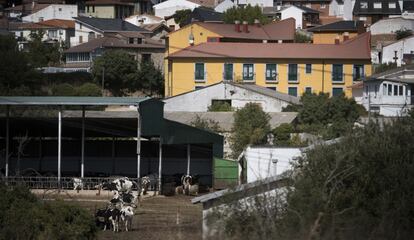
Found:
[374,62,397,74]
[295,32,312,43]
[51,83,76,96]
[137,60,164,97]
[208,101,233,112]
[190,115,221,133]
[230,103,270,158]
[26,30,61,68]
[223,5,270,25]
[0,35,36,92]
[92,50,138,96]
[76,83,101,96]
[174,9,192,27]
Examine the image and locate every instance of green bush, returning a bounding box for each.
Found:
[0,185,97,240]
[52,83,76,96]
[208,101,233,112]
[76,83,101,96]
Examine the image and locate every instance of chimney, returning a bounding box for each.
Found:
[242,21,249,33]
[334,35,340,44]
[343,32,349,41]
[254,19,260,27]
[234,20,241,32]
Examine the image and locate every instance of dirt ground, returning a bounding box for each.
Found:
[63,194,203,240]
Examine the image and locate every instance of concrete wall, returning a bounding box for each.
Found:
[280,6,303,29]
[70,22,101,47]
[22,5,77,22]
[343,0,355,20]
[164,82,292,112]
[245,146,301,183]
[382,36,414,66]
[329,0,344,17]
[85,5,115,18]
[370,18,414,35]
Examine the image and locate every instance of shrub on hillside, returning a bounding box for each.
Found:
[76,83,101,96]
[52,83,76,96]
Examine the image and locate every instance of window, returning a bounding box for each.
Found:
[399,85,403,96]
[142,54,151,63]
[305,87,312,94]
[169,25,175,31]
[288,64,298,82]
[360,2,368,8]
[79,35,83,43]
[388,84,392,95]
[267,87,277,91]
[353,64,364,81]
[48,30,57,38]
[383,83,387,95]
[320,3,326,8]
[332,64,343,82]
[59,30,63,35]
[92,6,95,12]
[129,38,134,44]
[66,52,90,62]
[38,17,44,22]
[223,63,233,81]
[365,85,369,95]
[389,2,396,8]
[243,63,254,81]
[79,23,82,29]
[373,2,382,8]
[306,64,312,74]
[195,63,205,81]
[137,38,142,44]
[59,7,62,11]
[332,88,343,96]
[394,85,398,96]
[288,87,298,97]
[195,86,204,90]
[265,64,277,81]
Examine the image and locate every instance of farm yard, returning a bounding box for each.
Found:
[35,190,203,240]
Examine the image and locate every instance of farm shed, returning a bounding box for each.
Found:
[0,97,223,189]
[192,175,289,239]
[213,157,238,190]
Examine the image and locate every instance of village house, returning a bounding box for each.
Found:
[381,35,414,66]
[352,0,402,25]
[165,30,372,98]
[84,0,138,19]
[9,18,75,49]
[308,20,365,44]
[360,65,414,116]
[5,1,77,22]
[273,5,320,29]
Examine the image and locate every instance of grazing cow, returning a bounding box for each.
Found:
[120,206,134,231]
[141,173,158,195]
[101,177,137,193]
[95,207,121,232]
[73,178,83,192]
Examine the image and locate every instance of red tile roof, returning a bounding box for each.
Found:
[85,0,134,6]
[193,18,296,41]
[168,32,371,60]
[5,3,50,13]
[9,19,75,30]
[38,19,75,29]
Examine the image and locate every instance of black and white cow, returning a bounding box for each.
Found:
[95,207,121,232]
[141,173,158,195]
[180,174,199,196]
[101,177,137,194]
[120,205,134,231]
[73,178,83,192]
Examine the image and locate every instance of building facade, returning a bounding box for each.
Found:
[165,33,372,97]
[22,4,77,22]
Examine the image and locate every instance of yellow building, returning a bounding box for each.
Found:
[165,33,372,98]
[308,20,366,44]
[85,0,134,19]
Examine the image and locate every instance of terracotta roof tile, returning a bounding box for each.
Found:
[194,18,295,41]
[168,32,371,60]
[38,19,75,29]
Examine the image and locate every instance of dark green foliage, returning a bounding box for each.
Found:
[208,101,233,112]
[395,28,412,40]
[190,115,221,133]
[0,185,97,240]
[282,104,300,112]
[174,9,192,27]
[137,60,164,97]
[26,30,61,68]
[43,72,93,85]
[223,5,270,25]
[284,118,414,240]
[230,103,270,158]
[374,62,397,74]
[295,32,312,43]
[273,123,295,146]
[92,50,138,96]
[52,83,76,96]
[76,83,102,96]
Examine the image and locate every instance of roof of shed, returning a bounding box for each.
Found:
[74,17,150,33]
[307,20,363,32]
[0,96,150,106]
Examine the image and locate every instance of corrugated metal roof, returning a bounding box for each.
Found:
[0,96,150,106]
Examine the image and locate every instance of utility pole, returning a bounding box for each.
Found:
[368,91,371,121]
[101,67,105,96]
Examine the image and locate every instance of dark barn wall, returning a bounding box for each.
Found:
[1,139,213,186]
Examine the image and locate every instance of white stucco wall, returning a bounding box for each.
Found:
[153,0,199,18]
[329,0,343,17]
[280,6,303,29]
[370,18,414,35]
[70,22,101,47]
[125,14,164,26]
[343,0,355,20]
[163,83,293,112]
[245,146,302,183]
[382,36,414,66]
[22,4,77,23]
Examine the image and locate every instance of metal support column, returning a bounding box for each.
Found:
[158,139,162,194]
[81,106,85,178]
[186,144,191,175]
[5,106,9,177]
[58,108,62,187]
[136,106,141,179]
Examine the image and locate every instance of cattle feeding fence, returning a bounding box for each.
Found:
[1,176,146,190]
